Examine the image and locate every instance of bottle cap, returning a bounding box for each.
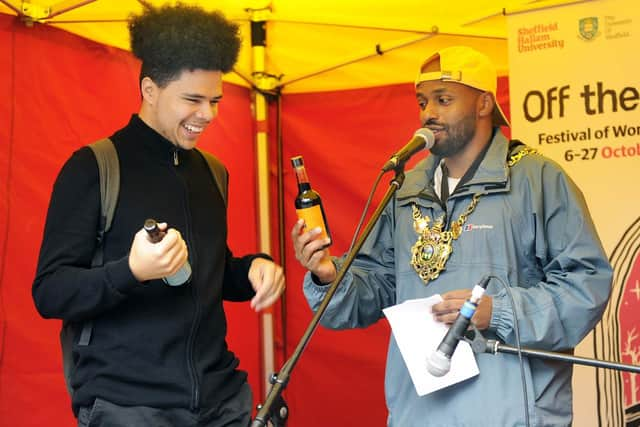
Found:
[291,156,304,167]
[143,218,158,231]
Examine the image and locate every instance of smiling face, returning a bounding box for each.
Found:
[139,68,223,150]
[415,80,484,159]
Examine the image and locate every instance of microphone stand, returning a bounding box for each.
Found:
[251,168,406,427]
[466,326,640,374]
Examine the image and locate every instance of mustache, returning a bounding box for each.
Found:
[422,119,445,129]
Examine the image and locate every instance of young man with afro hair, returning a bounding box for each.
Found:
[33,4,285,426]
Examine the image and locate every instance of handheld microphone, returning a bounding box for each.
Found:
[381,128,435,172]
[427,276,490,377]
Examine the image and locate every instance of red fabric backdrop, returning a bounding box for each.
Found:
[0,12,511,426]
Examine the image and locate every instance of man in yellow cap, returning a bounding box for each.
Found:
[291,45,612,426]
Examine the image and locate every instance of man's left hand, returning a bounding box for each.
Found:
[248,258,285,312]
[431,289,492,330]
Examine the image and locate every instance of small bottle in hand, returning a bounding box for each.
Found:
[143,218,192,286]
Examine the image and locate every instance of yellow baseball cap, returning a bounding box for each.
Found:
[415,46,509,127]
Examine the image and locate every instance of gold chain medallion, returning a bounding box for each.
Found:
[410,194,480,283]
[409,146,537,284]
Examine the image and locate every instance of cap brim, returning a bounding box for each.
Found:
[493,103,510,127]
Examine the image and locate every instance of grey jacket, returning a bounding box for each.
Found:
[304,129,612,426]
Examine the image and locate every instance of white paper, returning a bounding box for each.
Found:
[382,295,479,396]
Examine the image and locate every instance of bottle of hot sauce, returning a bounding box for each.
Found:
[291,156,332,248]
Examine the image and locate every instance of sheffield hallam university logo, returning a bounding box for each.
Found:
[579,17,600,40]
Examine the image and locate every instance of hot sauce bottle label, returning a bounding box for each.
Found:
[296,206,329,241]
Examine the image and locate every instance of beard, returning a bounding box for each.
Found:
[429,113,477,158]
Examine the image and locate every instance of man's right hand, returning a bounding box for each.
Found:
[129,222,189,282]
[291,219,337,284]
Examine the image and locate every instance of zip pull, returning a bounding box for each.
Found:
[173,148,179,166]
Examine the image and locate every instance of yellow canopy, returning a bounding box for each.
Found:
[0,0,588,92]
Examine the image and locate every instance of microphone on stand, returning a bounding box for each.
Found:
[382,128,435,172]
[427,276,490,377]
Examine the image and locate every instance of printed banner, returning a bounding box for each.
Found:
[507,1,639,425]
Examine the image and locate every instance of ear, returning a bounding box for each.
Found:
[477,92,495,120]
[140,77,157,105]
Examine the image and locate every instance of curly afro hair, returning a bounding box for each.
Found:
[129,3,241,87]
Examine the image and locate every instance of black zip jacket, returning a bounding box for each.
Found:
[33,115,268,415]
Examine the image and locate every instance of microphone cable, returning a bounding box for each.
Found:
[487,274,530,427]
[347,170,384,253]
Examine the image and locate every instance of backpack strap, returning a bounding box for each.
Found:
[61,138,119,398]
[89,138,120,264]
[81,138,119,345]
[195,148,228,207]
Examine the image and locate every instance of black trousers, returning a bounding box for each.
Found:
[77,382,253,427]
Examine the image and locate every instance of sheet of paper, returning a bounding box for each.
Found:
[383,295,479,396]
